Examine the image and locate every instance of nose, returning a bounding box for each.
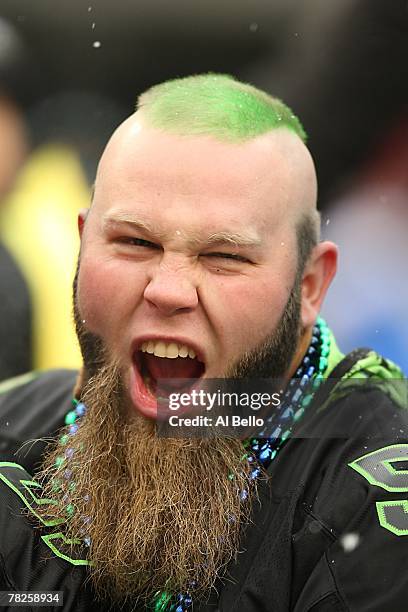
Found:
[143,259,199,316]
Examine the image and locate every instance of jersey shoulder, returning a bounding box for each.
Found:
[0,370,77,472]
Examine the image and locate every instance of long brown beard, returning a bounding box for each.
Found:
[35,264,303,604]
[36,361,255,605]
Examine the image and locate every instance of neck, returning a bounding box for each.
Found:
[286,325,313,382]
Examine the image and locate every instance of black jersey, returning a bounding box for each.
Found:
[0,355,407,612]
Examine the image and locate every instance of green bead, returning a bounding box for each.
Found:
[319,357,328,371]
[294,407,304,422]
[68,482,76,491]
[66,504,74,516]
[321,346,330,357]
[51,479,61,492]
[60,434,69,445]
[228,472,235,481]
[153,592,172,612]
[240,453,248,461]
[55,456,65,468]
[64,411,77,425]
[281,430,290,441]
[313,373,324,390]
[301,394,313,407]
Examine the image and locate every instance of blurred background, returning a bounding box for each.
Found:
[0,0,407,380]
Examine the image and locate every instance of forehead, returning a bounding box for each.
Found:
[92,118,314,238]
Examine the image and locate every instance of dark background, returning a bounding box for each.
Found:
[0,0,407,375]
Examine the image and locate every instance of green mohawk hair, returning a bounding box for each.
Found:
[137,73,307,143]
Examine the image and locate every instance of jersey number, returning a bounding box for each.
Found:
[349,444,408,536]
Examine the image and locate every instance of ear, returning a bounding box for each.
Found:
[78,208,89,239]
[300,241,338,328]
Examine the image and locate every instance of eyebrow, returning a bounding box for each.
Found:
[102,212,262,249]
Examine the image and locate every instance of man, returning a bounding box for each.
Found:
[0,74,407,611]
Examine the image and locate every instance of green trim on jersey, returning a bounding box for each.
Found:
[323,329,344,378]
[318,341,406,414]
[0,462,63,527]
[0,462,90,566]
[0,371,39,395]
[41,532,91,566]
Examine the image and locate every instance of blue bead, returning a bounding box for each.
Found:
[175,606,184,612]
[307,366,315,378]
[65,447,74,459]
[63,469,73,480]
[302,356,311,366]
[295,367,303,377]
[311,335,319,345]
[184,596,192,606]
[259,448,271,461]
[177,594,184,602]
[240,489,248,501]
[270,426,281,439]
[281,407,294,420]
[307,346,316,356]
[293,388,302,403]
[75,402,86,417]
[84,536,91,547]
[69,424,78,435]
[300,374,309,388]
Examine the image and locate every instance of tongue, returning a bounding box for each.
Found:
[144,354,203,381]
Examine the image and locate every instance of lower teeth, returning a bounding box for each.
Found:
[142,372,155,395]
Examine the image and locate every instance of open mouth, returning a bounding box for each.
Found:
[131,339,206,418]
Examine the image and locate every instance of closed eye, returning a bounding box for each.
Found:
[203,252,250,262]
[117,237,161,249]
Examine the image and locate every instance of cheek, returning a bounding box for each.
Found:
[77,257,146,336]
[210,276,289,350]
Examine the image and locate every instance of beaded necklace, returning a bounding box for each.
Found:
[55,317,331,612]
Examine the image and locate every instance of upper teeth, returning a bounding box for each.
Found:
[140,340,197,359]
